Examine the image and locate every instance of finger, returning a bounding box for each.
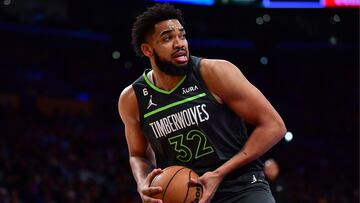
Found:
[198,189,212,203]
[189,178,201,187]
[142,195,163,203]
[190,178,198,184]
[198,193,210,203]
[143,186,163,196]
[146,168,163,184]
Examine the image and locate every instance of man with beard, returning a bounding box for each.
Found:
[118,3,287,203]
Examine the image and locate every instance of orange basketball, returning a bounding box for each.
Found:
[150,165,202,203]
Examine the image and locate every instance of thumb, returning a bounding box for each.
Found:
[146,168,163,186]
[189,178,199,184]
[189,177,203,187]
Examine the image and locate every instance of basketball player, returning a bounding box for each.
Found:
[118,3,286,203]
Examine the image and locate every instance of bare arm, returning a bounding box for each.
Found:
[201,59,286,175]
[196,59,286,203]
[118,86,162,203]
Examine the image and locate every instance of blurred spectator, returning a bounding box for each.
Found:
[264,158,289,203]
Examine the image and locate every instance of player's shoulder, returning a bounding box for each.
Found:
[199,58,239,79]
[118,85,137,108]
[118,84,141,121]
[200,58,232,67]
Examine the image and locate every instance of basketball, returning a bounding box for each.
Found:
[149,165,202,203]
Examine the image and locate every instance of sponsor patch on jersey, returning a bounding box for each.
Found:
[182,85,198,94]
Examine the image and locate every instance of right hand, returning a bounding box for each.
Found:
[190,170,224,203]
[138,168,163,203]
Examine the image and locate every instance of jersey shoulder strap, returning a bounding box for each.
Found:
[131,72,149,120]
[191,56,218,103]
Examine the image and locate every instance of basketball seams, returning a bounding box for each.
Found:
[162,166,186,201]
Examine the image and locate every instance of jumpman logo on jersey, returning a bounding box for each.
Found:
[251,175,263,184]
[147,95,157,109]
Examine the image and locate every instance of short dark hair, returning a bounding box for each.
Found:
[131,3,185,57]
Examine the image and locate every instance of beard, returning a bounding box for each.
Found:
[154,50,192,76]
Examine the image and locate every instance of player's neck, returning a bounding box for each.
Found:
[151,69,184,91]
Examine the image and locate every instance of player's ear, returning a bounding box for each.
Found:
[141,44,152,57]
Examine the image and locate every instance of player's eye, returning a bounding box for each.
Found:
[180,33,186,39]
[162,35,171,42]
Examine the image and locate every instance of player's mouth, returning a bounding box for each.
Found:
[172,50,188,63]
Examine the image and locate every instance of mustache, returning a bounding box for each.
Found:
[171,47,187,57]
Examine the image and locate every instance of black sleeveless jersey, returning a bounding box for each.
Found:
[132,56,263,176]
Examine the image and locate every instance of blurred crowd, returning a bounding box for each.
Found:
[0,98,140,203]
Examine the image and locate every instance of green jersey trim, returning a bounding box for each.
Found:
[143,71,187,95]
[144,93,207,118]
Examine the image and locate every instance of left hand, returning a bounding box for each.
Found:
[190,171,224,203]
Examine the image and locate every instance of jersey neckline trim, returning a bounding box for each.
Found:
[143,69,187,95]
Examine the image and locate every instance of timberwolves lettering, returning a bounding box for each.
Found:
[149,104,209,138]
